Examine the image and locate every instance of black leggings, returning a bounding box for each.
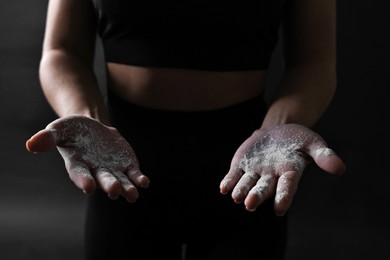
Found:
[84,91,288,260]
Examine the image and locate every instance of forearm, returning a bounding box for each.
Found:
[262,61,336,128]
[39,49,110,125]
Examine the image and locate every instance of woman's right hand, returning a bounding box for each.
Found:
[26,115,150,202]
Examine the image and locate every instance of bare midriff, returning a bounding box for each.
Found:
[106,63,268,111]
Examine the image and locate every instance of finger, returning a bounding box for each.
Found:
[310,147,346,175]
[231,171,260,203]
[273,171,301,216]
[26,129,57,153]
[112,171,139,203]
[126,167,150,189]
[95,169,122,200]
[244,174,277,212]
[220,166,244,194]
[26,118,75,152]
[66,162,96,194]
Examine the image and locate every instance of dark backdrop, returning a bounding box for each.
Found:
[0,1,388,259]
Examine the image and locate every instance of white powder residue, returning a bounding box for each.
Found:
[248,175,273,201]
[239,138,306,174]
[274,177,289,204]
[314,147,333,161]
[225,125,335,208]
[238,136,307,202]
[55,120,132,172]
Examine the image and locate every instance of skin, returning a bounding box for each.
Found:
[27,115,149,202]
[220,124,345,216]
[26,0,345,216]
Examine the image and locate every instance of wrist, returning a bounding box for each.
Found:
[60,106,110,126]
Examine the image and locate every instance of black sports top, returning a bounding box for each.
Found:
[92,0,286,71]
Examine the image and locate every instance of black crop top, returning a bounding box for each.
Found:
[92,0,286,71]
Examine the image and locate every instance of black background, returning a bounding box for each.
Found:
[0,0,389,259]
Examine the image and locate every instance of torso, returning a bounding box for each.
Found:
[92,0,286,111]
[106,63,268,111]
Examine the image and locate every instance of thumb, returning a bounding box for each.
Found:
[26,115,81,153]
[26,129,57,153]
[309,146,346,175]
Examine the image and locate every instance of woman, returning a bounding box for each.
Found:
[26,0,346,259]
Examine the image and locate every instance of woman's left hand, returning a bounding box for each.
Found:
[220,123,345,216]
